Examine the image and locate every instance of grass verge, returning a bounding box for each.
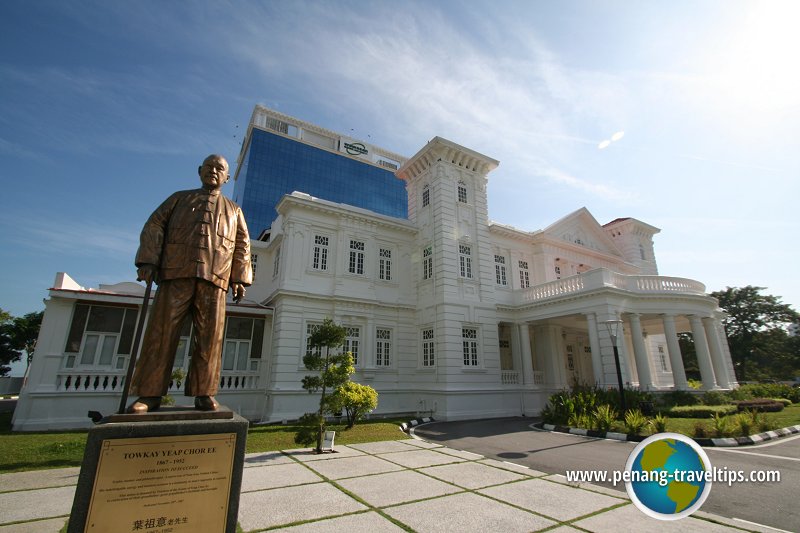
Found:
[601,404,800,437]
[0,412,409,474]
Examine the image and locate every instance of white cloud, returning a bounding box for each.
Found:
[1,214,139,257]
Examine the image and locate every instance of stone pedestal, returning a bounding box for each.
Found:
[68,407,248,533]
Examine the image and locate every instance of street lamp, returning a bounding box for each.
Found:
[603,319,627,413]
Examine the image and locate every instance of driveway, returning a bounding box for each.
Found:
[414,417,799,532]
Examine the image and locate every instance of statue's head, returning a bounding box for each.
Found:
[198,154,229,190]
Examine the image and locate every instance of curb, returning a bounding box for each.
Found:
[536,422,800,446]
[400,417,434,433]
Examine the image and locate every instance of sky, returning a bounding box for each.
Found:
[1,1,798,373]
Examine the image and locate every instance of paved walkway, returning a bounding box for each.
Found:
[0,437,774,532]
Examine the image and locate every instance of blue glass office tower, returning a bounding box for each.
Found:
[233,106,408,236]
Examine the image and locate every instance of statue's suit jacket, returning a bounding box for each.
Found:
[130,187,252,398]
[135,188,252,289]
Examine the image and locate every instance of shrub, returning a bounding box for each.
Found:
[568,412,592,429]
[541,391,576,425]
[711,412,732,438]
[735,413,754,437]
[687,379,703,390]
[326,382,378,428]
[701,390,730,406]
[623,409,648,435]
[668,405,737,418]
[734,399,784,413]
[731,383,800,403]
[774,398,792,407]
[592,404,618,432]
[658,390,699,407]
[650,413,668,434]
[692,421,708,438]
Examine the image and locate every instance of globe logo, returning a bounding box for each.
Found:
[624,433,713,520]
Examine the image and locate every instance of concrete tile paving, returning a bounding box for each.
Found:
[336,469,462,508]
[0,437,760,532]
[238,482,366,531]
[478,477,625,522]
[270,511,406,532]
[573,502,740,532]
[419,461,528,489]
[0,485,75,525]
[384,491,556,533]
[377,448,466,469]
[303,454,404,480]
[239,462,322,492]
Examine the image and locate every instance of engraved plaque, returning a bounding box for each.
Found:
[84,433,236,532]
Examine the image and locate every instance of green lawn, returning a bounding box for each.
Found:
[0,413,409,473]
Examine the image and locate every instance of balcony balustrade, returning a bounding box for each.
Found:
[516,268,706,306]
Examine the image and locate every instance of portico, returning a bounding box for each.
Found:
[497,268,736,392]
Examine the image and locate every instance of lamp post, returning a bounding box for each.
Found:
[603,319,627,414]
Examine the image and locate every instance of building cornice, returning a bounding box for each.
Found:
[276,192,418,234]
[396,137,499,182]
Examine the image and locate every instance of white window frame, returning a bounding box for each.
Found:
[423,245,433,280]
[459,244,472,279]
[312,235,330,271]
[379,248,392,281]
[658,345,668,372]
[421,328,435,367]
[273,246,281,278]
[375,328,392,367]
[79,332,119,367]
[305,322,323,360]
[457,181,468,203]
[422,184,430,207]
[518,260,530,288]
[462,327,479,367]
[251,253,258,282]
[66,305,136,370]
[349,239,365,275]
[222,338,251,372]
[344,326,361,366]
[494,255,507,286]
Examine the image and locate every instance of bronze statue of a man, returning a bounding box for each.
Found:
[127,154,252,413]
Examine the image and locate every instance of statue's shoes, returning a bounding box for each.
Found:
[127,397,162,413]
[194,396,219,411]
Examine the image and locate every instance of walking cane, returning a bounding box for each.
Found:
[117,279,154,414]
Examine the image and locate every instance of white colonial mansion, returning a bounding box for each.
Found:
[13,136,736,430]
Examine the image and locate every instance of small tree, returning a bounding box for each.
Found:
[0,309,43,376]
[299,318,352,453]
[0,309,19,376]
[328,381,378,428]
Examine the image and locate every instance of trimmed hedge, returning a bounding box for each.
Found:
[667,405,738,418]
[735,399,784,413]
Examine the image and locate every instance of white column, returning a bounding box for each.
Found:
[690,315,717,390]
[661,314,688,390]
[704,317,731,389]
[585,313,604,387]
[518,323,535,386]
[628,314,654,390]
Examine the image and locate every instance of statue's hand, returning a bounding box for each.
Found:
[231,283,246,303]
[137,265,157,285]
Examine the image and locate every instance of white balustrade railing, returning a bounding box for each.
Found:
[532,371,545,385]
[501,370,520,385]
[55,369,261,393]
[516,269,706,305]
